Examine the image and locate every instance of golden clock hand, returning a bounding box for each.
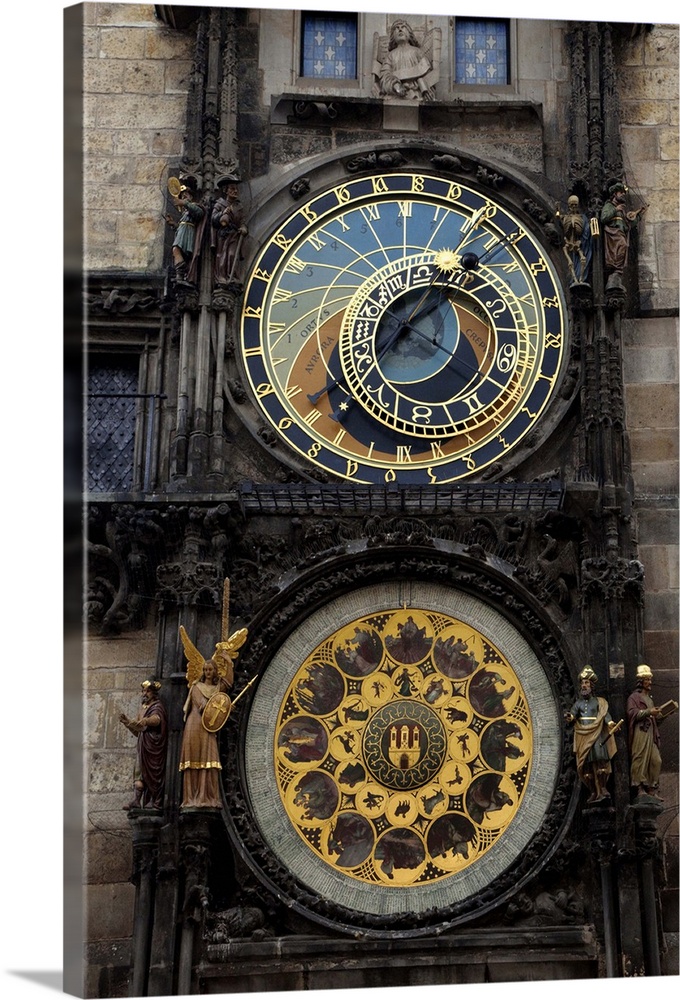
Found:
[328,319,410,422]
[463,229,521,271]
[307,370,349,405]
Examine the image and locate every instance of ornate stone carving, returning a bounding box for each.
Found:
[346,149,406,173]
[372,21,441,101]
[581,556,644,605]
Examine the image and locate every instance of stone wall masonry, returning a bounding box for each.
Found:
[618,25,679,314]
[622,316,679,495]
[83,3,192,273]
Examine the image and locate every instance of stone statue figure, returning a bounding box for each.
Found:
[166,177,205,286]
[373,20,441,101]
[560,194,592,285]
[211,177,248,285]
[178,624,248,808]
[565,666,618,803]
[120,679,168,810]
[626,664,677,799]
[600,182,646,292]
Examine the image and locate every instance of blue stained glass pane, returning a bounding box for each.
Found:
[455,19,509,85]
[301,14,357,79]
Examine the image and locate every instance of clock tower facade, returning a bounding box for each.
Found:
[75,6,678,996]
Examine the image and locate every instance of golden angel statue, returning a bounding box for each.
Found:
[178,624,247,808]
[372,20,441,101]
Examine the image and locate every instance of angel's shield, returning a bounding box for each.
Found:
[202,692,232,732]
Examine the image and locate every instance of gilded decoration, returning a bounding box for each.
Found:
[272,607,531,887]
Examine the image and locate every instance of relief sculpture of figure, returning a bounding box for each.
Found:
[211,177,248,285]
[373,20,440,101]
[120,679,168,810]
[178,624,248,808]
[626,664,677,799]
[565,666,618,803]
[559,194,592,286]
[600,182,646,292]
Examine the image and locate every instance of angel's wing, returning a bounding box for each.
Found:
[222,627,248,659]
[213,628,248,689]
[179,625,206,687]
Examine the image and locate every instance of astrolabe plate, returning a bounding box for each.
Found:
[245,583,560,915]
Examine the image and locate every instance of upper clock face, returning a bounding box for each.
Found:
[241,172,566,484]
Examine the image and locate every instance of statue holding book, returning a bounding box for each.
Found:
[627,664,678,800]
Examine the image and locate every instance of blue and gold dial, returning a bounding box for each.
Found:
[241,173,566,484]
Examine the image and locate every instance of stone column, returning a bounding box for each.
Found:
[127,813,164,997]
[632,797,664,975]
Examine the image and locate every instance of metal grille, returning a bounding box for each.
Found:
[87,363,138,492]
[237,481,563,515]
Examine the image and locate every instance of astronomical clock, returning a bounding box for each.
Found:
[240,172,567,485]
[220,163,575,936]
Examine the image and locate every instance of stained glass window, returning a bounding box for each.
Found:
[455,19,510,85]
[301,12,358,79]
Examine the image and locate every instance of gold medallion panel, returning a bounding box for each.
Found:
[274,608,531,887]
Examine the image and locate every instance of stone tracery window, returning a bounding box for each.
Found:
[454,19,510,85]
[301,11,358,79]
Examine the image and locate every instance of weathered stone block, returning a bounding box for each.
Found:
[620,100,671,126]
[96,93,186,129]
[84,184,124,211]
[624,383,679,428]
[86,795,135,839]
[638,544,680,591]
[629,429,679,464]
[89,749,136,795]
[644,196,680,225]
[88,213,119,240]
[87,634,158,669]
[125,183,166,213]
[619,67,679,102]
[85,57,126,93]
[644,26,679,67]
[86,155,133,185]
[96,3,157,28]
[660,127,680,161]
[87,693,107,748]
[86,883,135,942]
[112,130,151,154]
[118,212,161,244]
[657,252,680,284]
[643,591,680,631]
[642,630,679,670]
[637,507,680,545]
[83,26,99,60]
[84,129,115,155]
[619,32,644,66]
[98,27,147,60]
[144,26,195,61]
[621,316,679,350]
[163,59,192,94]
[86,831,133,886]
[623,347,678,384]
[630,461,680,493]
[85,244,150,272]
[620,125,660,163]
[151,130,183,155]
[122,59,166,94]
